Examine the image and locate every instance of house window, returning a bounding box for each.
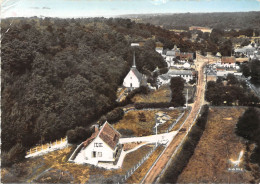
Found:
[98,152,102,157]
[130,77,132,79]
[92,151,96,158]
[94,143,103,147]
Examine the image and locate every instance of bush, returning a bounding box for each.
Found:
[67,126,94,144]
[106,107,124,124]
[1,143,26,167]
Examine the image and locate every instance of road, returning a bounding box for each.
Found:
[141,59,207,183]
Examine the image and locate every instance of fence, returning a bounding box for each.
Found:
[167,111,185,132]
[155,105,202,183]
[25,137,68,158]
[118,144,158,184]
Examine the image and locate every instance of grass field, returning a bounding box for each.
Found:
[177,107,259,183]
[132,85,171,103]
[113,109,182,137]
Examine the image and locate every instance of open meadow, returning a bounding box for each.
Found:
[177,107,260,183]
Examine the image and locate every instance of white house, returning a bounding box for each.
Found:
[168,70,194,83]
[75,121,121,166]
[157,70,194,87]
[123,52,145,89]
[155,47,163,55]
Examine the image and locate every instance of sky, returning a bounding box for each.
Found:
[1,0,260,18]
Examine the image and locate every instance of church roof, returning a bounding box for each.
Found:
[130,67,143,82]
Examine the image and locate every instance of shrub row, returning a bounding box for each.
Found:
[160,105,209,183]
[134,102,173,109]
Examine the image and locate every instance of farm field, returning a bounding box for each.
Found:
[177,107,259,183]
[113,109,183,137]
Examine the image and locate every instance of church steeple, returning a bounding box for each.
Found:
[132,51,136,68]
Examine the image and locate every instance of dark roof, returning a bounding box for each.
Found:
[83,130,99,148]
[166,50,175,56]
[98,122,121,150]
[130,67,143,81]
[168,70,193,75]
[221,57,236,64]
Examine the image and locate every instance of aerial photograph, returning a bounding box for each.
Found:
[1,0,260,183]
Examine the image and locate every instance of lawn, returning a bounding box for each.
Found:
[113,109,182,137]
[132,85,171,103]
[177,107,260,183]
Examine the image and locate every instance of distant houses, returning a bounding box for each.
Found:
[156,45,194,68]
[157,70,195,87]
[189,26,212,33]
[234,43,260,59]
[74,121,121,165]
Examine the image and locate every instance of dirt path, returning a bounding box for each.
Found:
[142,60,207,183]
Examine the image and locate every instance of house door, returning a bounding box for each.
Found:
[130,83,132,87]
[92,151,96,158]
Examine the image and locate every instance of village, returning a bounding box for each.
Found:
[2,2,260,182]
[18,32,260,183]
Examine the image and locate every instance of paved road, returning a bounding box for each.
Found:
[141,59,207,183]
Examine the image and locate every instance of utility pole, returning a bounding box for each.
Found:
[154,114,159,147]
[186,89,188,108]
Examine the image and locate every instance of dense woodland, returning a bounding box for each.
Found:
[125,12,260,31]
[1,17,192,164]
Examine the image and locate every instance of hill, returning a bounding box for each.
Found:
[121,11,260,31]
[2,17,198,164]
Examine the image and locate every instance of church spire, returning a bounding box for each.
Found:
[132,51,136,68]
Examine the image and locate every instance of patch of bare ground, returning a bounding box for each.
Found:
[177,107,259,183]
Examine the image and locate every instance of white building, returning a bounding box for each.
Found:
[75,121,121,165]
[157,70,194,87]
[123,52,145,89]
[155,47,163,55]
[166,50,176,63]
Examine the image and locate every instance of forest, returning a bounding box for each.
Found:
[1,17,192,164]
[124,11,260,31]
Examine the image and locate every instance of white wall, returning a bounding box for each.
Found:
[83,137,115,165]
[123,70,140,88]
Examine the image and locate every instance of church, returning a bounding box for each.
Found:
[123,52,146,89]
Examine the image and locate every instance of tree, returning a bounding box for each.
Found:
[170,77,185,107]
[236,108,260,141]
[250,59,260,85]
[240,63,251,78]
